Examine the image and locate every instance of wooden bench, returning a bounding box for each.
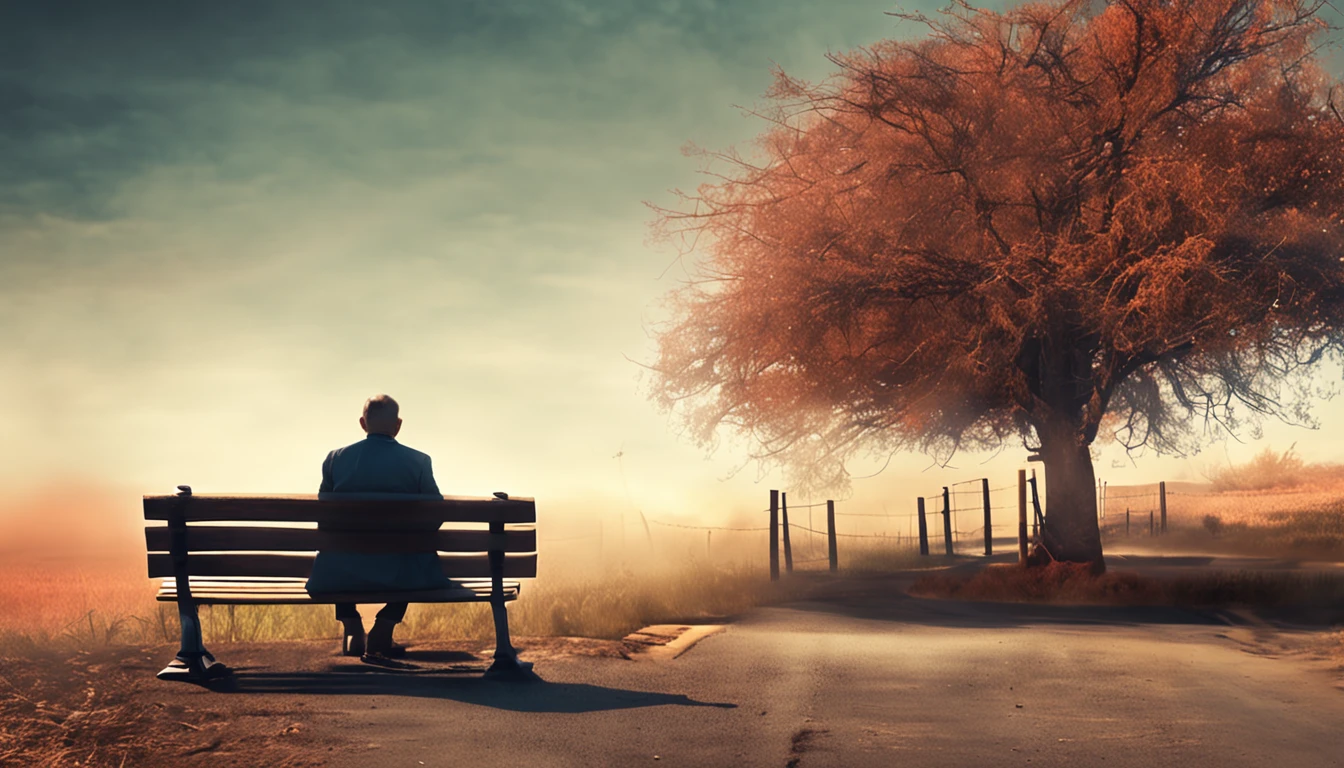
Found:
[144,486,538,682]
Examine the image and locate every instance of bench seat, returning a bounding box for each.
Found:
[155,577,521,604]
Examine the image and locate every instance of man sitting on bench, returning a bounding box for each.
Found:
[305,394,447,660]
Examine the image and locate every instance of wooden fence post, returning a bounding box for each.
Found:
[981,478,992,557]
[942,486,954,556]
[1126,508,1130,537]
[769,490,779,581]
[917,497,929,556]
[1029,470,1041,539]
[1017,470,1028,564]
[827,500,838,572]
[781,492,793,573]
[1149,510,1154,537]
[1159,481,1167,534]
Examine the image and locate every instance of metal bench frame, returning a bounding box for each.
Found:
[144,486,538,683]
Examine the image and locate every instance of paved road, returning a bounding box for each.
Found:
[214,573,1344,767]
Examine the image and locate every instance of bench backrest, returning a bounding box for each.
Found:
[143,493,537,580]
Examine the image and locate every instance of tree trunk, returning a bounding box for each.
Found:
[1037,421,1105,572]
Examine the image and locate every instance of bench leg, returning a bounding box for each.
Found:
[157,602,231,683]
[484,598,534,680]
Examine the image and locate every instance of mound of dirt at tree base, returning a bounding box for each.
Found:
[909,561,1344,623]
[0,636,632,767]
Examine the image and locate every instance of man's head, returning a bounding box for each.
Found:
[360,394,402,437]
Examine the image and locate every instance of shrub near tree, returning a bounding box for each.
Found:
[649,0,1344,569]
[1203,514,1224,537]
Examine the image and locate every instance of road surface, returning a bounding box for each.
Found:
[196,571,1344,767]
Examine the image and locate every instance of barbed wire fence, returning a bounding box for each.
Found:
[611,476,1038,580]
[553,475,1344,577]
[1096,482,1165,538]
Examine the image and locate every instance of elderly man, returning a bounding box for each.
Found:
[305,394,447,659]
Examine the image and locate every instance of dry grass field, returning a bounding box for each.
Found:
[1101,453,1344,560]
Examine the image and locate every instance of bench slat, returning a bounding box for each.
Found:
[161,578,503,588]
[157,592,518,605]
[154,580,520,594]
[144,526,537,554]
[157,590,521,599]
[143,494,536,524]
[146,552,538,579]
[157,583,510,593]
[155,579,519,605]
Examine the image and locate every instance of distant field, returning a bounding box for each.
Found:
[1101,481,1344,560]
[0,556,161,646]
[1098,449,1344,559]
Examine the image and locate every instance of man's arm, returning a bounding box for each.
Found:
[319,451,335,493]
[419,456,440,496]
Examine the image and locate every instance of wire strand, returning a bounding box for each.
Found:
[646,519,769,532]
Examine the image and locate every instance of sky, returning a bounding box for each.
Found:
[4,0,1344,539]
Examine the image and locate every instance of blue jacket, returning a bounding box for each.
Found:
[304,434,450,594]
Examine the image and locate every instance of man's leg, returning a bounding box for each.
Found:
[366,603,408,657]
[375,602,408,624]
[335,604,365,656]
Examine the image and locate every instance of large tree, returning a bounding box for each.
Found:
[648,0,1344,567]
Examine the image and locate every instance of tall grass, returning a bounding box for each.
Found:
[0,553,780,649]
[1180,504,1344,557]
[840,539,948,572]
[408,561,773,641]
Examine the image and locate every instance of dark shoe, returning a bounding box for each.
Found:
[365,619,405,658]
[157,653,233,683]
[341,621,366,657]
[371,641,406,659]
[484,655,536,680]
[360,652,416,670]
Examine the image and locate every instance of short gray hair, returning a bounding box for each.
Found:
[363,394,400,422]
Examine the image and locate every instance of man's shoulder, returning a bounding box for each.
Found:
[326,440,367,460]
[393,442,433,465]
